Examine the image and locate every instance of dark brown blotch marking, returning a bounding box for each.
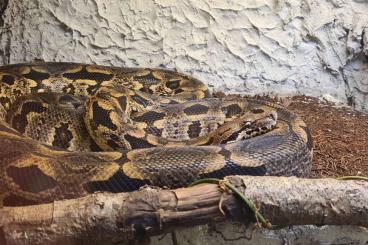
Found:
[218,147,232,159]
[64,84,76,94]
[84,169,147,193]
[174,88,184,94]
[133,111,166,122]
[115,152,129,163]
[107,134,124,150]
[37,93,59,103]
[58,94,83,109]
[23,69,50,81]
[3,194,40,207]
[131,95,151,107]
[1,74,15,85]
[124,134,155,149]
[200,160,267,179]
[183,104,209,115]
[220,131,240,144]
[204,137,215,145]
[41,63,77,74]
[117,95,127,112]
[10,101,48,134]
[12,88,23,97]
[86,84,99,94]
[90,140,103,152]
[144,126,164,137]
[251,108,265,114]
[107,139,123,149]
[110,134,120,142]
[52,122,73,149]
[187,121,201,139]
[0,123,20,135]
[222,104,242,118]
[166,80,180,90]
[7,165,57,193]
[139,87,151,94]
[91,101,117,130]
[168,100,179,104]
[63,66,113,82]
[59,94,77,102]
[133,71,158,84]
[300,125,313,150]
[0,96,11,108]
[220,122,251,144]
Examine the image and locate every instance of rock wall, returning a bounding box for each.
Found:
[0,0,367,110]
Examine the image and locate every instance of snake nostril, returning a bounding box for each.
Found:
[269,113,276,121]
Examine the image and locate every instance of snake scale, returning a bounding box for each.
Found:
[0,62,313,207]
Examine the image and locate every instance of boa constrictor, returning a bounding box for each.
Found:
[0,62,313,207]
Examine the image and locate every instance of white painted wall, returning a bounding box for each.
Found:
[0,0,367,111]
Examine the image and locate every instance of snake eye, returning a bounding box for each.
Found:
[269,113,276,121]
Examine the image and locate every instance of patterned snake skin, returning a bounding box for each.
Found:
[0,62,313,207]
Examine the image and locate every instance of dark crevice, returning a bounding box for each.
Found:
[0,0,9,26]
[339,66,355,108]
[209,224,253,241]
[0,0,8,26]
[0,0,10,64]
[0,227,6,245]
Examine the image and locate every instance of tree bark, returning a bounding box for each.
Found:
[0,176,367,245]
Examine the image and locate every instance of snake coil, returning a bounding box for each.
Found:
[0,62,313,207]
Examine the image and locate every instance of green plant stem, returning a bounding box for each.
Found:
[336,176,368,181]
[189,178,272,229]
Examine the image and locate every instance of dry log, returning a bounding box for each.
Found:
[0,176,367,245]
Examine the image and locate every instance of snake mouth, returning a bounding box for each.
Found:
[242,116,277,138]
[219,112,278,144]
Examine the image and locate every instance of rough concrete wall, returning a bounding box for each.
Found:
[0,0,367,110]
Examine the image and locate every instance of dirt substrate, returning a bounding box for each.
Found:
[285,96,368,178]
[258,95,368,178]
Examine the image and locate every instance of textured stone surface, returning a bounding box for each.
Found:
[0,0,367,110]
[151,224,368,245]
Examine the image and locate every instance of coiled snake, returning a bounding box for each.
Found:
[0,63,313,207]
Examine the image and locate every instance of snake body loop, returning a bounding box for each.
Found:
[0,62,313,207]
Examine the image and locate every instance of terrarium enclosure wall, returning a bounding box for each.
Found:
[1,0,367,111]
[0,0,367,244]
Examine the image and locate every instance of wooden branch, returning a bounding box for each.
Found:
[1,176,367,244]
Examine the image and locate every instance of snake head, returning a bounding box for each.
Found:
[234,107,278,141]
